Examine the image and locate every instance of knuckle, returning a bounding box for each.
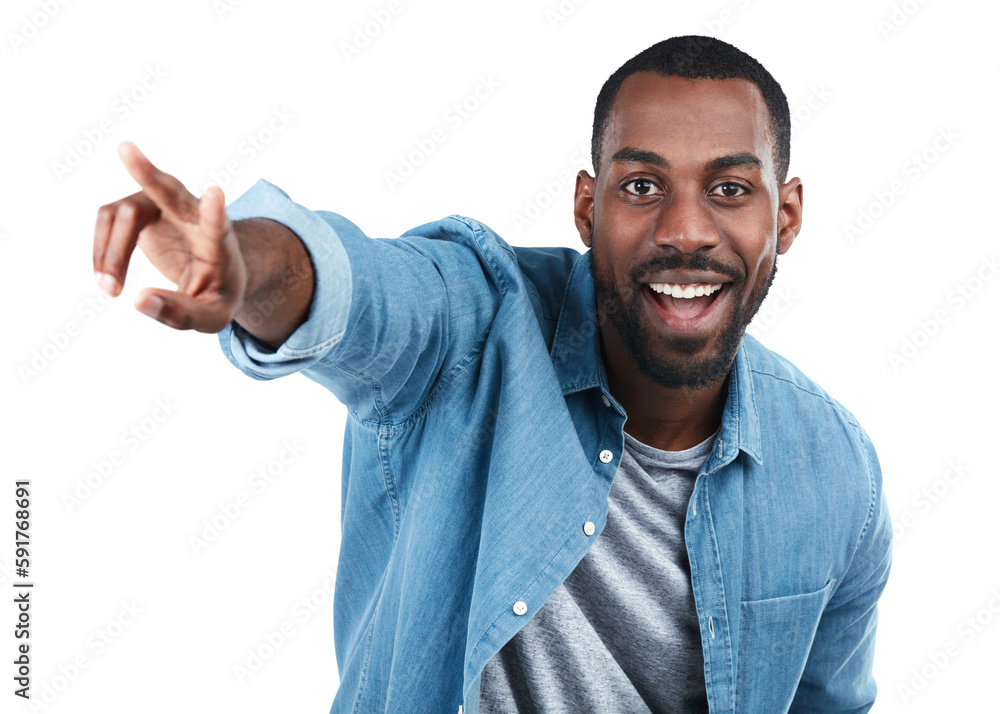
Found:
[116,202,137,221]
[165,174,184,193]
[102,249,123,274]
[96,204,116,224]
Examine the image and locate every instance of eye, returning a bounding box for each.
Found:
[622,178,662,196]
[710,182,750,198]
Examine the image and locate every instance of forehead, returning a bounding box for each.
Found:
[605,73,773,173]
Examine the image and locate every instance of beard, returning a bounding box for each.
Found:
[588,228,778,390]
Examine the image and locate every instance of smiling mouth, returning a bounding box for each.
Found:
[646,282,726,322]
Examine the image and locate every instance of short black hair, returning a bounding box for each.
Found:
[591,35,791,185]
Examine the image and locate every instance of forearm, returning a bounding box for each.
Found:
[232,217,315,349]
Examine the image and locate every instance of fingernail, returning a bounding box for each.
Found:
[95,272,119,296]
[137,295,163,319]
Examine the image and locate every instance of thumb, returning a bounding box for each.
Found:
[134,287,235,334]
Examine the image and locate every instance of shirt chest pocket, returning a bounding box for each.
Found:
[735,577,836,713]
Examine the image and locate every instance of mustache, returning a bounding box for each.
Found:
[628,252,745,285]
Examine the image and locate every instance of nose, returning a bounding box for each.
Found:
[652,187,721,253]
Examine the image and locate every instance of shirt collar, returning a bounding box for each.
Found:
[549,250,763,467]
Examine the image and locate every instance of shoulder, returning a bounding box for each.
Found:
[395,215,572,285]
[741,335,886,559]
[399,213,582,325]
[741,334,881,488]
[742,333,862,429]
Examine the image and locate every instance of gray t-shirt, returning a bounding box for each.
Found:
[479,426,717,713]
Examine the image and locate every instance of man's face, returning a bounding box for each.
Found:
[576,73,802,390]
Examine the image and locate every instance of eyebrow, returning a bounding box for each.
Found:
[610,146,762,173]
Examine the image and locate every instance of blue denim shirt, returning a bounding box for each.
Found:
[218,179,892,714]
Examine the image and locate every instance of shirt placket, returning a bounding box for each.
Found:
[686,452,737,713]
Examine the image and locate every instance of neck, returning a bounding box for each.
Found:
[600,327,729,452]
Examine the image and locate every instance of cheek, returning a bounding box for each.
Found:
[748,242,772,275]
[732,214,779,282]
[600,201,648,241]
[592,229,632,284]
[745,244,777,295]
[603,218,651,271]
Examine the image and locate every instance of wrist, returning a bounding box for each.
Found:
[230,217,315,347]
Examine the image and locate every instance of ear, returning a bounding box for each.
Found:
[776,177,803,255]
[574,170,596,247]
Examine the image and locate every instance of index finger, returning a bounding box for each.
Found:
[117,141,197,222]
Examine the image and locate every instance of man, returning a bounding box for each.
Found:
[92,35,892,714]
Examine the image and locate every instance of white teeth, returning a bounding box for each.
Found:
[648,282,724,298]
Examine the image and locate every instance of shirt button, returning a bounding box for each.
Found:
[599,449,613,463]
[601,395,611,407]
[513,601,527,616]
[583,521,595,536]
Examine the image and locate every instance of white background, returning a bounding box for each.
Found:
[3,0,998,712]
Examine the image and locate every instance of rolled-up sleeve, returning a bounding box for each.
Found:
[215,179,504,423]
[217,179,353,380]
